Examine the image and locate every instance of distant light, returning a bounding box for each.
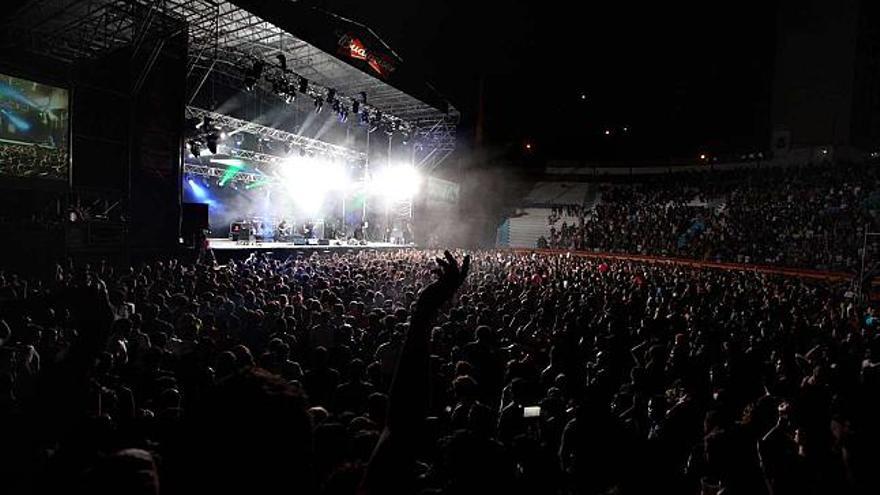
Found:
[821,148,828,155]
[220,131,228,140]
[525,143,533,150]
[699,154,707,160]
[580,93,587,100]
[622,126,629,132]
[604,129,611,136]
[187,178,196,186]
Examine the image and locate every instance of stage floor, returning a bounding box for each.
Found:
[208,238,411,251]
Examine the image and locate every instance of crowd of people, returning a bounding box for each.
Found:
[0,248,877,494]
[0,142,68,180]
[544,164,880,272]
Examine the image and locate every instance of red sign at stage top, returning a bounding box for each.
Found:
[338,33,396,78]
[349,37,367,61]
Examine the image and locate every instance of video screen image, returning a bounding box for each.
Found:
[0,72,69,180]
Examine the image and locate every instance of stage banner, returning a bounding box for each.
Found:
[426,176,460,205]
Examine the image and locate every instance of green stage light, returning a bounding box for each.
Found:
[218,162,244,187]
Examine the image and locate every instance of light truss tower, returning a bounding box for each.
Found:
[186,106,366,163]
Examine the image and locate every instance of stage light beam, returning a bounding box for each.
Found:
[371,164,422,201]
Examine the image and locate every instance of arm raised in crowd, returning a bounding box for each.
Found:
[361,251,470,494]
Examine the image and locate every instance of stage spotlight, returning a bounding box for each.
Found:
[220,130,228,140]
[188,140,202,157]
[298,77,309,94]
[244,60,265,91]
[314,97,324,113]
[206,133,220,154]
[371,163,421,201]
[278,156,347,214]
[188,178,209,200]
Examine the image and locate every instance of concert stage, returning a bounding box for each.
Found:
[207,238,413,255]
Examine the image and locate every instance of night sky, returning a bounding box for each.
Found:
[320,0,780,164]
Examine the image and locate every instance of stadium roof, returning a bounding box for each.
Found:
[2,0,459,169]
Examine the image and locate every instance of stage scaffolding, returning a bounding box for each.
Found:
[2,0,460,172]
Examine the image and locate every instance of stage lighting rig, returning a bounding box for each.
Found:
[206,133,220,154]
[185,117,201,135]
[198,116,214,130]
[188,140,202,157]
[244,60,265,91]
[271,77,285,95]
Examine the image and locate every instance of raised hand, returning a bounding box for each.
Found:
[416,250,470,316]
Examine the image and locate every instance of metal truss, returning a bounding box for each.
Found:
[415,115,459,173]
[187,106,366,163]
[183,162,270,184]
[5,0,460,171]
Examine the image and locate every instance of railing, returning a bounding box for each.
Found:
[510,248,853,282]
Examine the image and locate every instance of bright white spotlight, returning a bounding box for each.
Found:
[279,156,351,214]
[372,164,421,201]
